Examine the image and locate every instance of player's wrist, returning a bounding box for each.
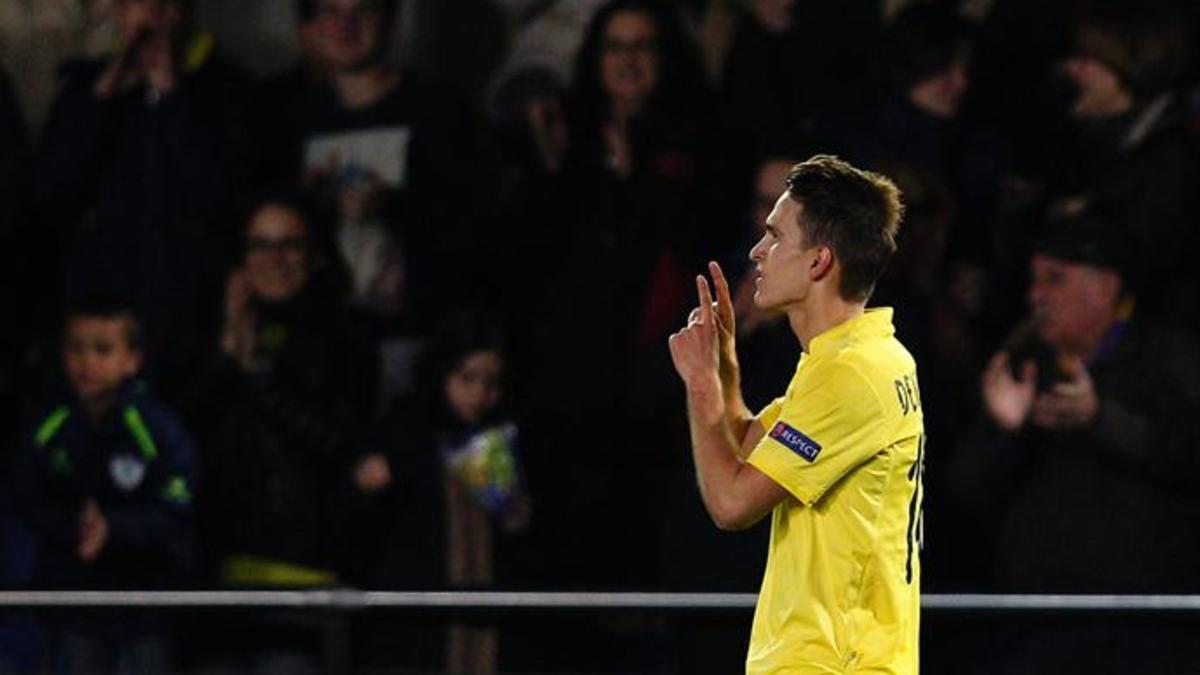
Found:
[687,377,726,425]
[685,370,722,396]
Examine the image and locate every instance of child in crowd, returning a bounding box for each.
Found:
[12,297,196,674]
[362,310,530,674]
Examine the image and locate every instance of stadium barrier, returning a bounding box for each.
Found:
[4,592,1198,673]
[3,591,1200,611]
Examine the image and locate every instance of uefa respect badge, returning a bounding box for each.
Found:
[769,421,822,462]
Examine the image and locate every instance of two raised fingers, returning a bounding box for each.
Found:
[691,261,735,327]
[707,261,735,330]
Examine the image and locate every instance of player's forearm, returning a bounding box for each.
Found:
[724,400,754,459]
[719,348,754,451]
[685,380,747,526]
[690,371,751,457]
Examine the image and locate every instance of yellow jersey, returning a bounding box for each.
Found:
[745,308,924,674]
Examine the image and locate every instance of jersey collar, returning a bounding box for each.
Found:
[806,307,895,356]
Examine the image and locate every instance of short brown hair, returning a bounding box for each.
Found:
[785,155,904,302]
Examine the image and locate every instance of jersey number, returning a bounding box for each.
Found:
[905,433,926,585]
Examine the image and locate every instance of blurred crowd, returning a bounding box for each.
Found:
[1,0,1200,672]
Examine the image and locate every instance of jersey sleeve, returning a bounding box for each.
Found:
[755,396,786,432]
[748,359,888,506]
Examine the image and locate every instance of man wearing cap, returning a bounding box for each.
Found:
[951,209,1200,672]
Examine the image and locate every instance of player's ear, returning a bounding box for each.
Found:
[809,246,834,281]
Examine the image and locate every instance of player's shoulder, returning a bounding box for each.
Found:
[801,339,912,409]
[838,332,917,382]
[812,335,909,378]
[795,351,886,414]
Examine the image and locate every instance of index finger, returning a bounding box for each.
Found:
[708,261,734,318]
[696,275,714,324]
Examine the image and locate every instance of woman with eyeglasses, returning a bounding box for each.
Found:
[184,192,380,673]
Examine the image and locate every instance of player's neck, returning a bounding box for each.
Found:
[787,295,865,352]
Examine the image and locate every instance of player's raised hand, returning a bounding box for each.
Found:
[708,261,736,344]
[707,261,745,394]
[981,351,1036,432]
[669,275,721,390]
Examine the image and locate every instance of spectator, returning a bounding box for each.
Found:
[365,310,529,674]
[561,0,709,184]
[520,0,713,589]
[264,0,488,381]
[186,193,377,672]
[191,193,378,581]
[828,3,969,360]
[949,208,1200,673]
[1042,0,1199,330]
[486,0,607,218]
[833,2,1018,355]
[12,296,196,674]
[35,0,252,403]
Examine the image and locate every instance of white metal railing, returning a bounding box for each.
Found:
[1,591,1200,611]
